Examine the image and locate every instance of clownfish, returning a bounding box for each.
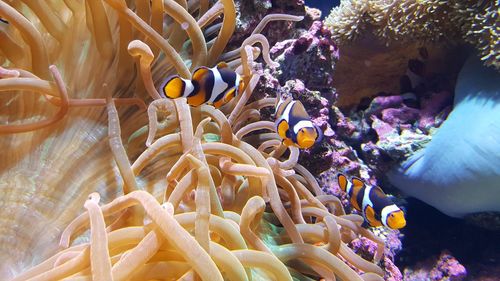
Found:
[274,96,322,149]
[162,62,244,108]
[337,173,406,230]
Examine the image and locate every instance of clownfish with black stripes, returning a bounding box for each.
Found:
[274,95,323,149]
[162,62,244,108]
[337,173,406,229]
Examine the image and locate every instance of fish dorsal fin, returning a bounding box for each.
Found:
[192,66,210,82]
[216,62,229,69]
[290,100,311,120]
[364,205,382,227]
[372,185,387,198]
[337,174,348,192]
[351,177,365,189]
[275,96,292,117]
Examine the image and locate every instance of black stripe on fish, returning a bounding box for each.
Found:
[369,186,395,220]
[203,69,215,102]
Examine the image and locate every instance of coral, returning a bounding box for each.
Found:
[388,54,500,217]
[325,0,500,69]
[0,0,392,280]
[403,251,467,281]
[271,20,339,90]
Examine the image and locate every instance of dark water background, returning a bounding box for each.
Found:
[304,0,340,18]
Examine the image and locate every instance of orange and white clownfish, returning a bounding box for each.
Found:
[162,62,244,108]
[337,173,406,229]
[274,96,323,149]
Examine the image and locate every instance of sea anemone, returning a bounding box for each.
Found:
[1,0,386,280]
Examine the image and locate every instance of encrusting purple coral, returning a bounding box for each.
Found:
[270,20,339,90]
[403,251,467,281]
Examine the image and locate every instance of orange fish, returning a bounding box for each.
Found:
[337,174,406,229]
[162,62,244,108]
[274,96,322,149]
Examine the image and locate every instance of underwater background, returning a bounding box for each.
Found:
[0,0,499,280]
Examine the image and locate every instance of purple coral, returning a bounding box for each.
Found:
[404,251,467,281]
[271,20,339,90]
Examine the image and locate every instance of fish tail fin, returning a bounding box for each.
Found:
[337,174,348,192]
[162,76,184,99]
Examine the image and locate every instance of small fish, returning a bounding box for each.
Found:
[162,62,244,108]
[274,96,322,149]
[337,173,406,229]
[0,18,8,24]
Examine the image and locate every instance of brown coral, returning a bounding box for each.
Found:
[325,0,499,69]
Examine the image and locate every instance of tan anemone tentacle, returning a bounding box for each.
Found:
[149,0,164,57]
[185,154,211,252]
[103,0,191,78]
[63,191,225,281]
[175,212,247,250]
[233,108,261,132]
[236,141,303,243]
[197,1,223,29]
[288,177,328,212]
[209,242,249,281]
[275,243,364,281]
[163,0,207,68]
[127,40,162,100]
[201,142,263,199]
[239,196,272,253]
[0,30,25,66]
[275,175,306,224]
[199,0,209,19]
[0,66,68,134]
[220,14,304,62]
[207,0,236,65]
[106,97,138,194]
[232,250,293,281]
[84,193,113,281]
[236,120,275,140]
[86,0,114,59]
[0,0,50,79]
[228,72,260,126]
[191,118,225,217]
[146,99,178,147]
[111,228,165,281]
[174,98,194,153]
[18,0,67,43]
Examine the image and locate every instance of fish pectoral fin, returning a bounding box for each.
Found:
[163,76,184,99]
[282,138,295,147]
[277,119,290,139]
[364,205,382,227]
[186,91,207,106]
